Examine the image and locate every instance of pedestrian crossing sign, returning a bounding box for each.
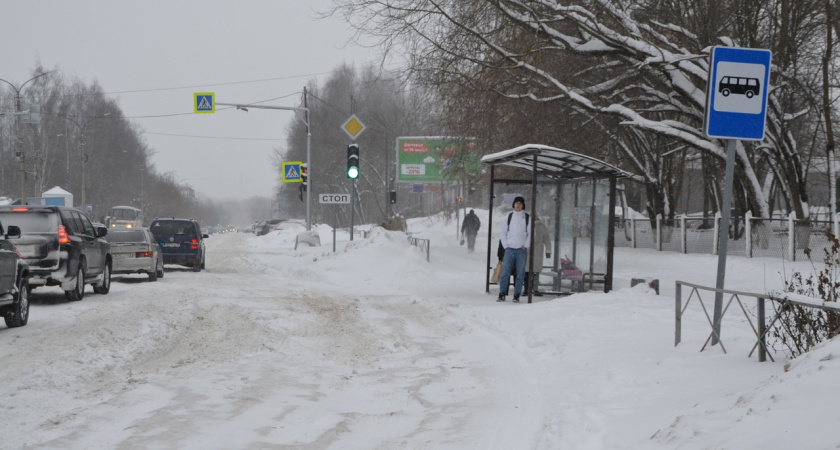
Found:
[194,92,215,114]
[282,161,303,183]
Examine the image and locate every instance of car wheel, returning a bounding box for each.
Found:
[148,264,158,282]
[65,264,85,301]
[192,261,202,272]
[4,276,29,328]
[94,261,112,294]
[156,258,165,279]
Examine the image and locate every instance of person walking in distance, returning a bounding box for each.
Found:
[498,196,531,303]
[461,209,481,253]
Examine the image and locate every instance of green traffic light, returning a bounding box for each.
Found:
[348,167,359,179]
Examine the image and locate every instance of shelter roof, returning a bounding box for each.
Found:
[480,144,632,179]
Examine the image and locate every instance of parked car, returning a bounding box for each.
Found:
[149,218,208,272]
[255,218,284,236]
[103,227,164,281]
[0,220,29,328]
[0,205,112,301]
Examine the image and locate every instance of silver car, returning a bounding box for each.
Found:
[103,227,164,281]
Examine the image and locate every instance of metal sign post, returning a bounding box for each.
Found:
[704,46,772,345]
[319,193,350,251]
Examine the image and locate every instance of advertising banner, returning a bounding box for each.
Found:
[396,137,480,183]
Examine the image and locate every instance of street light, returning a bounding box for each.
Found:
[0,71,53,203]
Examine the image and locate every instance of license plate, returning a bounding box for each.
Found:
[164,243,181,247]
[114,253,133,259]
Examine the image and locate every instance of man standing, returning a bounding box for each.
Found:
[498,196,531,302]
[461,209,481,253]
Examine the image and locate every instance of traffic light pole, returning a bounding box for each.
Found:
[350,179,356,241]
[346,143,360,241]
[218,98,312,231]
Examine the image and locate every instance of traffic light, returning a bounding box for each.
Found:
[347,144,360,179]
[299,163,308,202]
[301,163,308,191]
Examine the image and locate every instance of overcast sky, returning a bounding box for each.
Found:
[2,1,383,201]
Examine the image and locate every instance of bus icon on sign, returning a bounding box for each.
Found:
[719,76,760,98]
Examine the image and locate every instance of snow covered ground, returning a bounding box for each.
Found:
[0,210,837,449]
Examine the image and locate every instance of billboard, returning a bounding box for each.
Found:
[396,136,480,183]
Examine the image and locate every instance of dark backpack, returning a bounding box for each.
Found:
[507,211,529,228]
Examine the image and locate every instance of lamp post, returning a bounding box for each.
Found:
[0,71,53,203]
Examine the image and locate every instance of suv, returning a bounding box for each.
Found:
[0,220,29,327]
[0,206,112,301]
[149,218,208,272]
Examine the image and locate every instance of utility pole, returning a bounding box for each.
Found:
[0,71,53,204]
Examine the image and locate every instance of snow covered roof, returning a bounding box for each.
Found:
[42,186,72,196]
[481,144,632,178]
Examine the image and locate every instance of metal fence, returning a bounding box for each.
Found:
[407,235,431,262]
[675,280,840,362]
[615,213,840,261]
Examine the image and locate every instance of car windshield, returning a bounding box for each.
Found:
[0,211,60,233]
[111,208,139,220]
[103,230,146,243]
[151,220,194,236]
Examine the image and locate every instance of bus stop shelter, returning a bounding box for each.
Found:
[481,144,632,303]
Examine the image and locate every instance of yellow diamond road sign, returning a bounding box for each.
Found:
[341,114,366,139]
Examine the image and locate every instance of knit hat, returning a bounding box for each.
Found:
[513,196,526,209]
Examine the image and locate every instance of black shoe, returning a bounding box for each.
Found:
[513,293,520,302]
[497,293,507,302]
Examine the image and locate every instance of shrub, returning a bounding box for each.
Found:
[770,230,840,359]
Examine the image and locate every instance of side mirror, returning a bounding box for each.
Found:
[5,225,21,239]
[96,226,108,238]
[202,234,209,239]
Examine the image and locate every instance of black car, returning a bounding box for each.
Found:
[0,220,29,327]
[0,206,112,301]
[149,218,208,272]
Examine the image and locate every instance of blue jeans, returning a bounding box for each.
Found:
[499,247,527,295]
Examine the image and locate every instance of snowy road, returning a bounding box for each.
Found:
[0,230,544,449]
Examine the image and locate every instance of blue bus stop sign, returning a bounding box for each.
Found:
[704,47,772,140]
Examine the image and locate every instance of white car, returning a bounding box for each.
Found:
[103,227,164,281]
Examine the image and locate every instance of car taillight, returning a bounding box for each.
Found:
[190,238,198,250]
[12,207,28,211]
[136,251,152,258]
[14,246,22,258]
[58,225,70,244]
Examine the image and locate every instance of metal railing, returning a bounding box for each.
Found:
[675,280,840,362]
[407,235,430,262]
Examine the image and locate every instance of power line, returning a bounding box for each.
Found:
[142,131,281,141]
